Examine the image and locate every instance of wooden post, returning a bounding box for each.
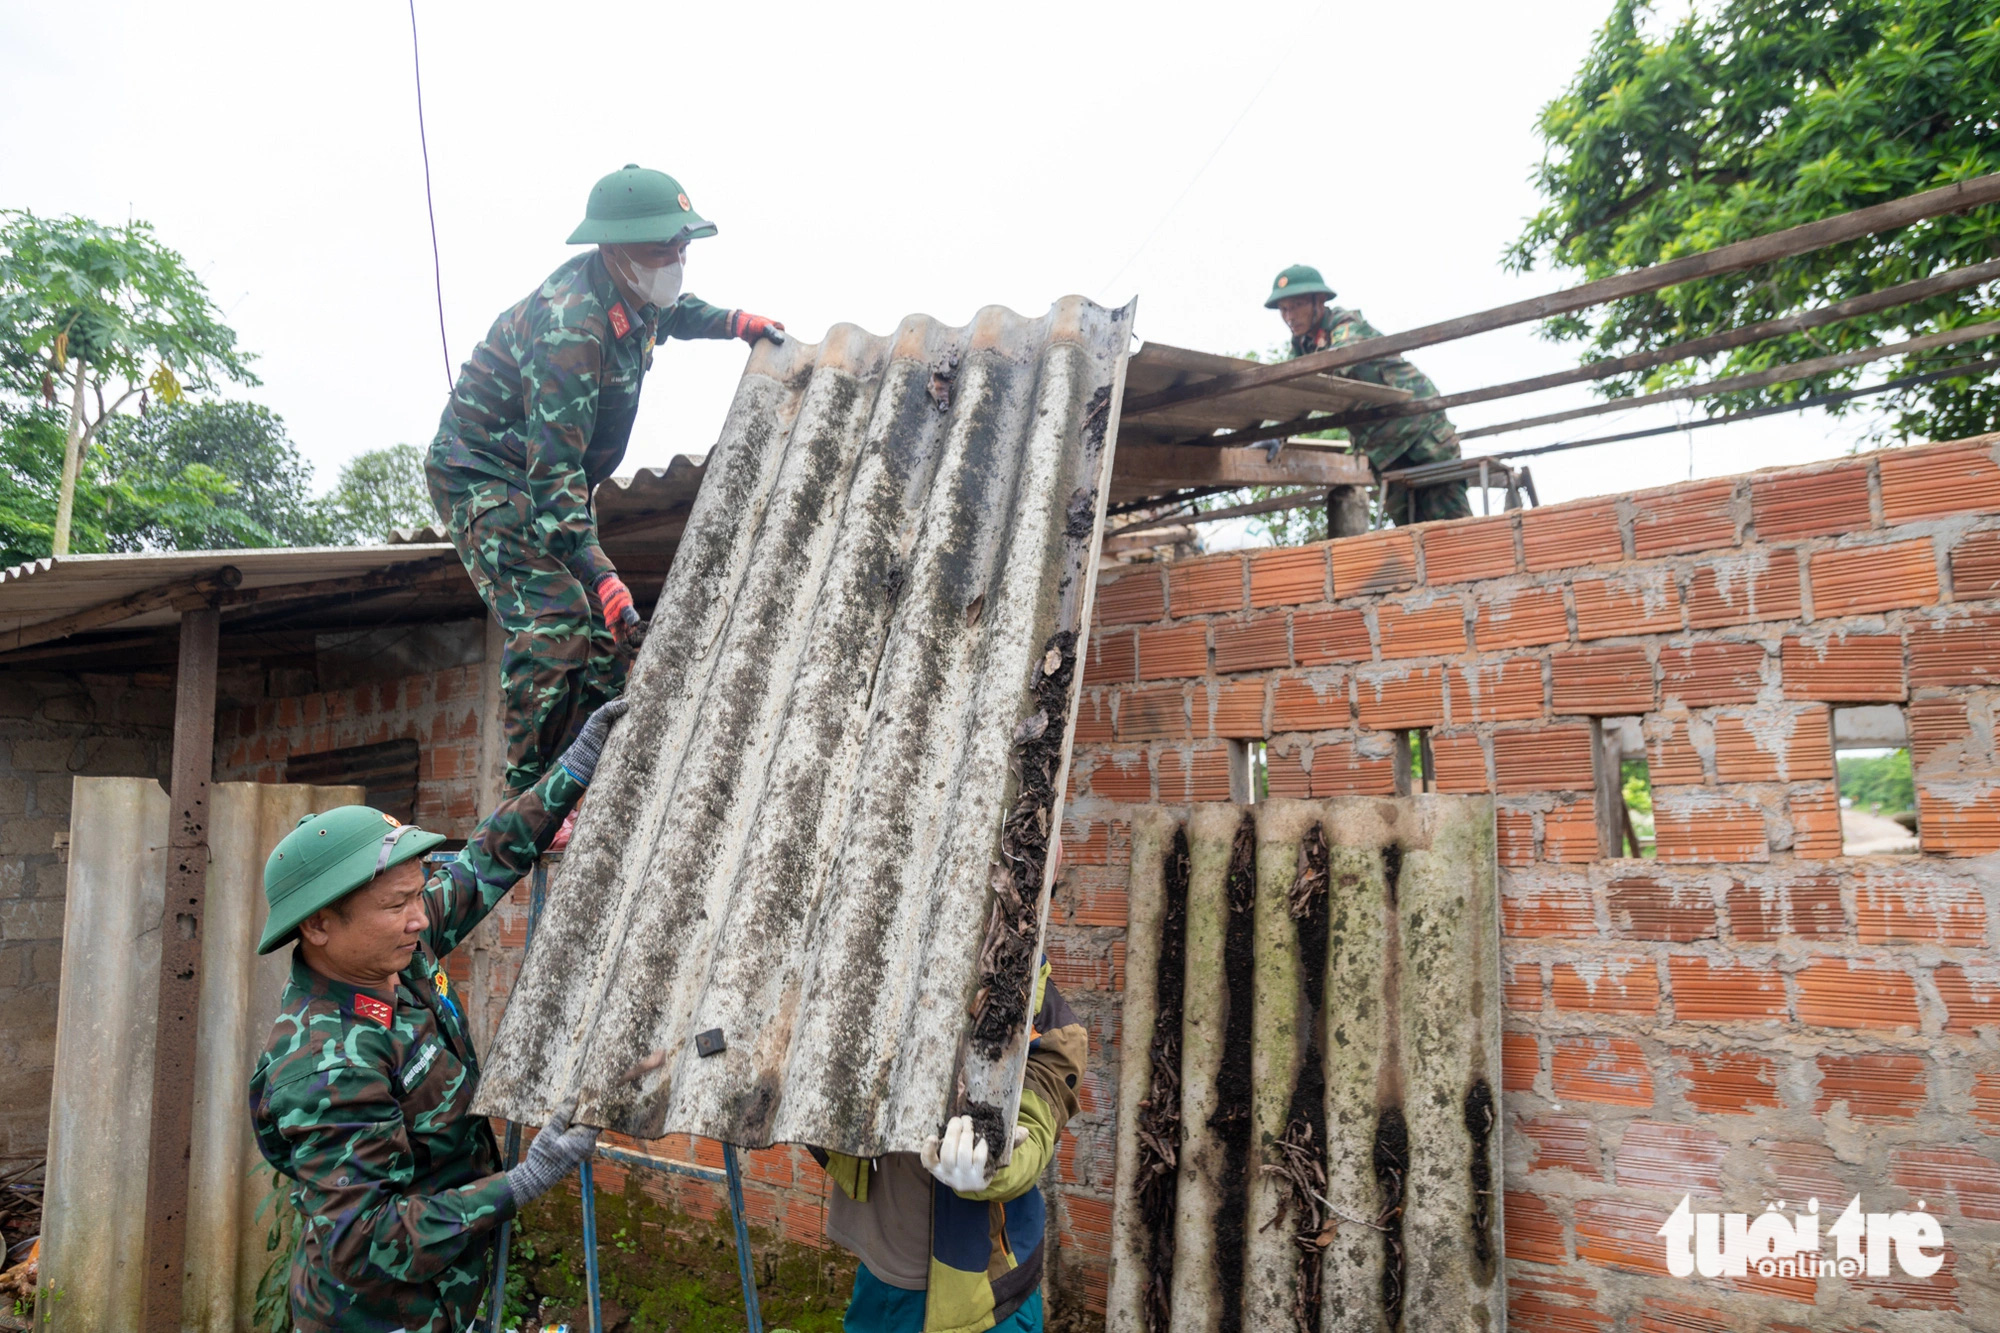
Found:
[1593,719,1629,860]
[139,605,221,1331]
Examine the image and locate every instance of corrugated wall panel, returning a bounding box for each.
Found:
[476,298,1133,1158]
[39,780,363,1332]
[1107,797,1503,1333]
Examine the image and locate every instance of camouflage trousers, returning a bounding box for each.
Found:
[1356,416,1472,526]
[445,482,628,794]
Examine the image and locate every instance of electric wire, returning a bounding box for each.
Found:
[1096,0,1328,300]
[408,0,452,393]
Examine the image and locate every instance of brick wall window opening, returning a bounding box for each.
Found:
[1594,718,1652,858]
[1226,738,1269,803]
[1833,706,1918,856]
[1394,729,1434,796]
[285,738,422,825]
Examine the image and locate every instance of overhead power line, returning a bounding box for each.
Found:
[1095,0,1329,300]
[408,0,452,394]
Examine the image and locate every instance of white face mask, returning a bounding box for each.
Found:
[629,259,682,309]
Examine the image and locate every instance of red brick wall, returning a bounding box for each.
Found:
[1051,434,2000,1327]
[213,662,488,838]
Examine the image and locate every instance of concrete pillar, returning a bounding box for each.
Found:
[1327,485,1371,538]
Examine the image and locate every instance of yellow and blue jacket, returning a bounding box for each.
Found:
[817,963,1088,1333]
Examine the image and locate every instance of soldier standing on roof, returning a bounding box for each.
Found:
[248,700,628,1333]
[1266,264,1471,525]
[428,164,785,795]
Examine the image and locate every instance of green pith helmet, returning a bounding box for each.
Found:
[258,806,445,954]
[1264,264,1337,308]
[566,164,718,246]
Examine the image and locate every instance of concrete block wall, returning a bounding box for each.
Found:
[1045,434,2000,1328]
[0,670,174,1164]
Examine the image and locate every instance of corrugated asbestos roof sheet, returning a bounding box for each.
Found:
[388,457,710,546]
[474,296,1134,1158]
[1105,798,1501,1333]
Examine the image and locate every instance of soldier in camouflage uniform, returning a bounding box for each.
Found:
[429,164,785,793]
[247,701,626,1333]
[1266,264,1471,525]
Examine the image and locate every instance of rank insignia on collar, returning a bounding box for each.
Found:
[354,994,394,1027]
[608,302,633,339]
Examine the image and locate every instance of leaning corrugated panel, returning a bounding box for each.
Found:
[1106,797,1502,1333]
[474,296,1134,1160]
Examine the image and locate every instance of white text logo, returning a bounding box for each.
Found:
[1656,1196,1944,1279]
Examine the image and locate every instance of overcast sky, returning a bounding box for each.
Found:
[4,0,1893,532]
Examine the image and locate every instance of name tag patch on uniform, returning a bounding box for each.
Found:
[399,1038,441,1088]
[354,994,394,1027]
[608,302,632,339]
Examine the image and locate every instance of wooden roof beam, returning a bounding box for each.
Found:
[1124,172,2000,416]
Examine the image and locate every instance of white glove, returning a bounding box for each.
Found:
[922,1115,1031,1194]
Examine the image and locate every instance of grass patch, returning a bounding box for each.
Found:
[506,1173,856,1333]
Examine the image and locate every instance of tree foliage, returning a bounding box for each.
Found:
[0,210,258,450]
[0,402,271,565]
[315,443,435,545]
[97,400,324,548]
[1510,0,2000,442]
[1838,748,1916,811]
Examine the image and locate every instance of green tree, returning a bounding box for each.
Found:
[1509,0,2000,442]
[0,402,270,565]
[0,211,257,551]
[1838,748,1916,811]
[97,400,323,548]
[315,443,434,544]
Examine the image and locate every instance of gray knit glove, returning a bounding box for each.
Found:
[505,1110,599,1205]
[556,699,629,786]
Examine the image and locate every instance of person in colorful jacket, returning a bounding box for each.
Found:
[1266,263,1471,525]
[815,957,1089,1333]
[247,701,627,1333]
[427,163,784,794]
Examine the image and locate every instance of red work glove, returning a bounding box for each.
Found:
[595,572,646,649]
[729,310,786,345]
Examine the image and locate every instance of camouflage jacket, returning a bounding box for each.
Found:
[427,249,737,587]
[248,765,584,1333]
[1289,304,1457,467]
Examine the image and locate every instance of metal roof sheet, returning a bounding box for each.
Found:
[0,544,457,637]
[1105,797,1501,1333]
[473,296,1134,1158]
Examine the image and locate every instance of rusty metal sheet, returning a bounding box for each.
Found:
[474,297,1134,1159]
[1105,797,1503,1333]
[0,544,457,637]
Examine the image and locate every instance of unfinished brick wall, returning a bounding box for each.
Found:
[212,660,489,839]
[1048,434,2000,1329]
[0,670,175,1165]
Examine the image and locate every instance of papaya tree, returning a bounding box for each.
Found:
[0,211,257,551]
